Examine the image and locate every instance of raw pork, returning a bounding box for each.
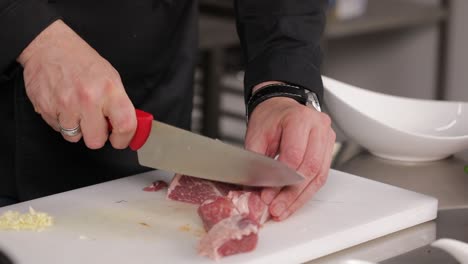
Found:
[227,191,269,226]
[167,174,270,260]
[198,215,259,259]
[167,174,240,204]
[197,197,237,231]
[143,181,168,192]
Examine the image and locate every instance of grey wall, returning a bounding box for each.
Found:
[323,26,439,100]
[324,0,468,102]
[444,0,468,101]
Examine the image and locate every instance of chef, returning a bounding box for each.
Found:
[0,0,335,221]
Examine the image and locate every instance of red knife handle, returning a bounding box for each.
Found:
[107,109,154,151]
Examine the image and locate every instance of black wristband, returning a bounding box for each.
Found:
[246,83,308,122]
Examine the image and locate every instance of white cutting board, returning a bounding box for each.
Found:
[0,169,437,264]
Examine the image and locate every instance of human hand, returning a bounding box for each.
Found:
[245,90,336,221]
[17,20,136,149]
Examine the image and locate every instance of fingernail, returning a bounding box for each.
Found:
[277,210,290,221]
[271,202,286,217]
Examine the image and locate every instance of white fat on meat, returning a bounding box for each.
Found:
[198,214,259,260]
[228,191,251,215]
[228,191,270,226]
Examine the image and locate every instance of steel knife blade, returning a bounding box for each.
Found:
[128,109,304,187]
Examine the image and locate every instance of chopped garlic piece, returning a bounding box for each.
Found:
[0,206,53,231]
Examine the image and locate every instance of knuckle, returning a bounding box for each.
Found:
[33,106,42,114]
[320,113,332,126]
[42,113,57,125]
[86,141,105,150]
[313,174,327,188]
[56,94,71,109]
[102,77,117,95]
[111,69,123,83]
[85,137,107,149]
[303,157,321,176]
[38,102,53,116]
[110,139,128,150]
[75,81,97,106]
[115,113,137,135]
[277,190,297,205]
[282,147,304,168]
[330,129,337,142]
[75,79,110,107]
[25,83,39,100]
[297,105,312,117]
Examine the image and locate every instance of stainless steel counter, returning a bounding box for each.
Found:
[334,142,468,209]
[307,142,468,263]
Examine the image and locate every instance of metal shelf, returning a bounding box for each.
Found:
[199,0,448,42]
[197,0,449,143]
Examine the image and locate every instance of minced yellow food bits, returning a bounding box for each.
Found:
[0,207,53,231]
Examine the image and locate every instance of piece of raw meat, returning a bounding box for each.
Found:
[167,174,241,204]
[143,181,168,192]
[227,191,269,226]
[196,191,269,259]
[198,197,238,231]
[197,214,259,260]
[167,174,271,260]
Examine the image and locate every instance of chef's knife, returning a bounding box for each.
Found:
[124,109,304,187]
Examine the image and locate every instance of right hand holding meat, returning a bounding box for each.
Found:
[17,20,136,149]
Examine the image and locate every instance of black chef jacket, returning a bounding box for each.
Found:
[0,0,326,203]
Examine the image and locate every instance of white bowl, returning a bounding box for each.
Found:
[322,76,468,162]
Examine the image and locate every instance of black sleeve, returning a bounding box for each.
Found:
[235,0,327,104]
[0,0,60,73]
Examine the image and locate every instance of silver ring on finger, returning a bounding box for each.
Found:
[58,121,81,137]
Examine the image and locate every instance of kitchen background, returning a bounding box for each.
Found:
[2,2,467,262]
[193,0,466,147]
